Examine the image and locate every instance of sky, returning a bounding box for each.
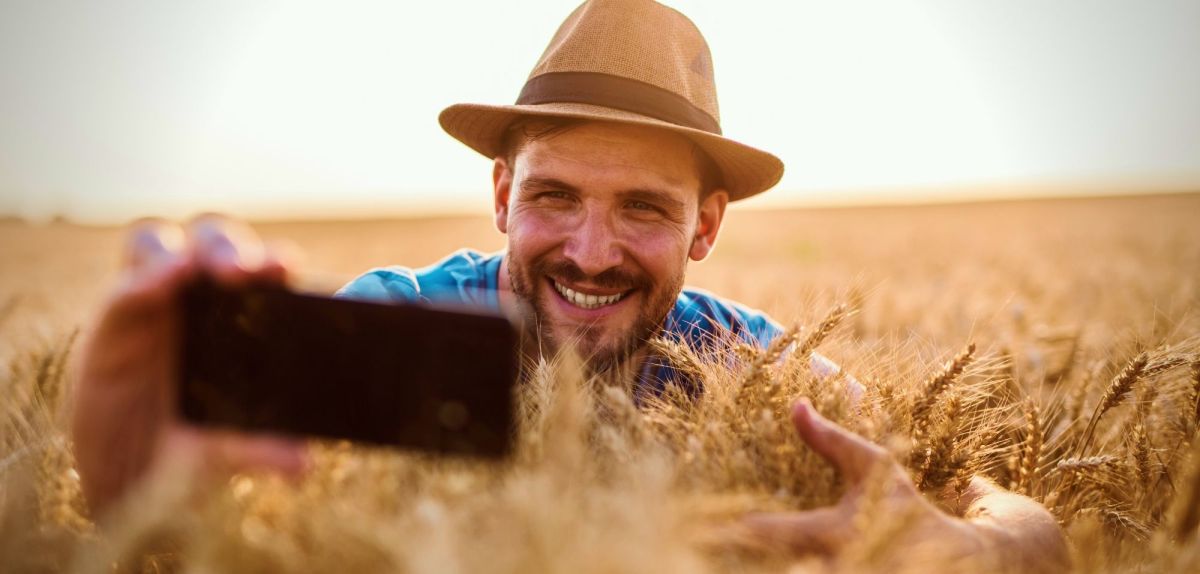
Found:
[1,0,1198,224]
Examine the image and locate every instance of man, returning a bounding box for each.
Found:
[333,116,825,398]
[71,0,1068,569]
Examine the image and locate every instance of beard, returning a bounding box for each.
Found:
[506,253,684,376]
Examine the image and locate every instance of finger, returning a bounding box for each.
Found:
[740,508,855,555]
[208,432,311,478]
[104,258,193,320]
[170,426,311,479]
[93,223,192,347]
[253,239,301,285]
[792,398,888,484]
[187,214,265,283]
[123,218,186,277]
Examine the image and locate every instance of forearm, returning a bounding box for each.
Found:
[952,477,1070,573]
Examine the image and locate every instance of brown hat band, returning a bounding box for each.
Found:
[515,71,723,135]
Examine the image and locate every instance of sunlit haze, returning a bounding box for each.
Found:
[1,0,1197,223]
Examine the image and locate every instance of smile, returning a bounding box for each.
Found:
[553,280,628,310]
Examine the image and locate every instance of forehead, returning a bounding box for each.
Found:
[513,121,703,193]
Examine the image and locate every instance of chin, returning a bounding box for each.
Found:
[541,323,625,365]
[506,254,680,374]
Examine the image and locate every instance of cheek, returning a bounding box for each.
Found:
[507,210,567,255]
[618,223,693,281]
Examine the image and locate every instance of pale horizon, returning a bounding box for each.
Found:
[2,0,1198,224]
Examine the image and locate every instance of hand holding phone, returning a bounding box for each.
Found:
[72,216,309,517]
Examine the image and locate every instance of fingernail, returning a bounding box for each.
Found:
[795,398,829,430]
[794,397,812,415]
[792,399,811,425]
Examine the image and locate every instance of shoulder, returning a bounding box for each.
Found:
[666,286,784,348]
[418,248,501,286]
[335,249,501,305]
[335,265,421,302]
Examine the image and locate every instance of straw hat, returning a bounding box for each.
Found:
[438,0,784,201]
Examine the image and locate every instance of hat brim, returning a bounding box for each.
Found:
[438,102,784,202]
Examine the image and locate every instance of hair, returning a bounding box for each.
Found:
[499,117,725,199]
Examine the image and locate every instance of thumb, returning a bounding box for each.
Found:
[792,398,888,485]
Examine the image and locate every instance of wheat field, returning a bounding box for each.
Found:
[2,193,1199,572]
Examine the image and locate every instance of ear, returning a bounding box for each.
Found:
[492,156,513,234]
[689,189,729,261]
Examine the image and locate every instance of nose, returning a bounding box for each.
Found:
[561,205,624,278]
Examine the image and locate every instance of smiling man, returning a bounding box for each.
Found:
[334,0,795,392]
[71,0,1068,569]
[336,118,778,392]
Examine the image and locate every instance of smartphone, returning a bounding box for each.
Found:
[177,277,519,458]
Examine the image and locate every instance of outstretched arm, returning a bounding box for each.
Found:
[947,475,1070,573]
[740,400,1069,572]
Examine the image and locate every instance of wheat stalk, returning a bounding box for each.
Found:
[1016,400,1044,497]
[1052,455,1121,475]
[1076,352,1149,456]
[793,304,849,363]
[916,390,964,491]
[911,343,977,443]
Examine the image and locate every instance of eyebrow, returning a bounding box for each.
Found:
[520,177,688,215]
[618,188,687,215]
[520,177,579,193]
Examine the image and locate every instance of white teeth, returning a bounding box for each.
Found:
[553,281,626,310]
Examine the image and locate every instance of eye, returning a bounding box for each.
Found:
[627,200,658,212]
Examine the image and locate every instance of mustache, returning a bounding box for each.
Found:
[537,259,648,291]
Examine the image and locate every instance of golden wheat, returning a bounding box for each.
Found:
[2,194,1199,572]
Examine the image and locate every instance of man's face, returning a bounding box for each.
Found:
[493,121,728,372]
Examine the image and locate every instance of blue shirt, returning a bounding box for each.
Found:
[336,249,841,396]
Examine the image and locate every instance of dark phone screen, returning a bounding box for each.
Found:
[178,278,519,458]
